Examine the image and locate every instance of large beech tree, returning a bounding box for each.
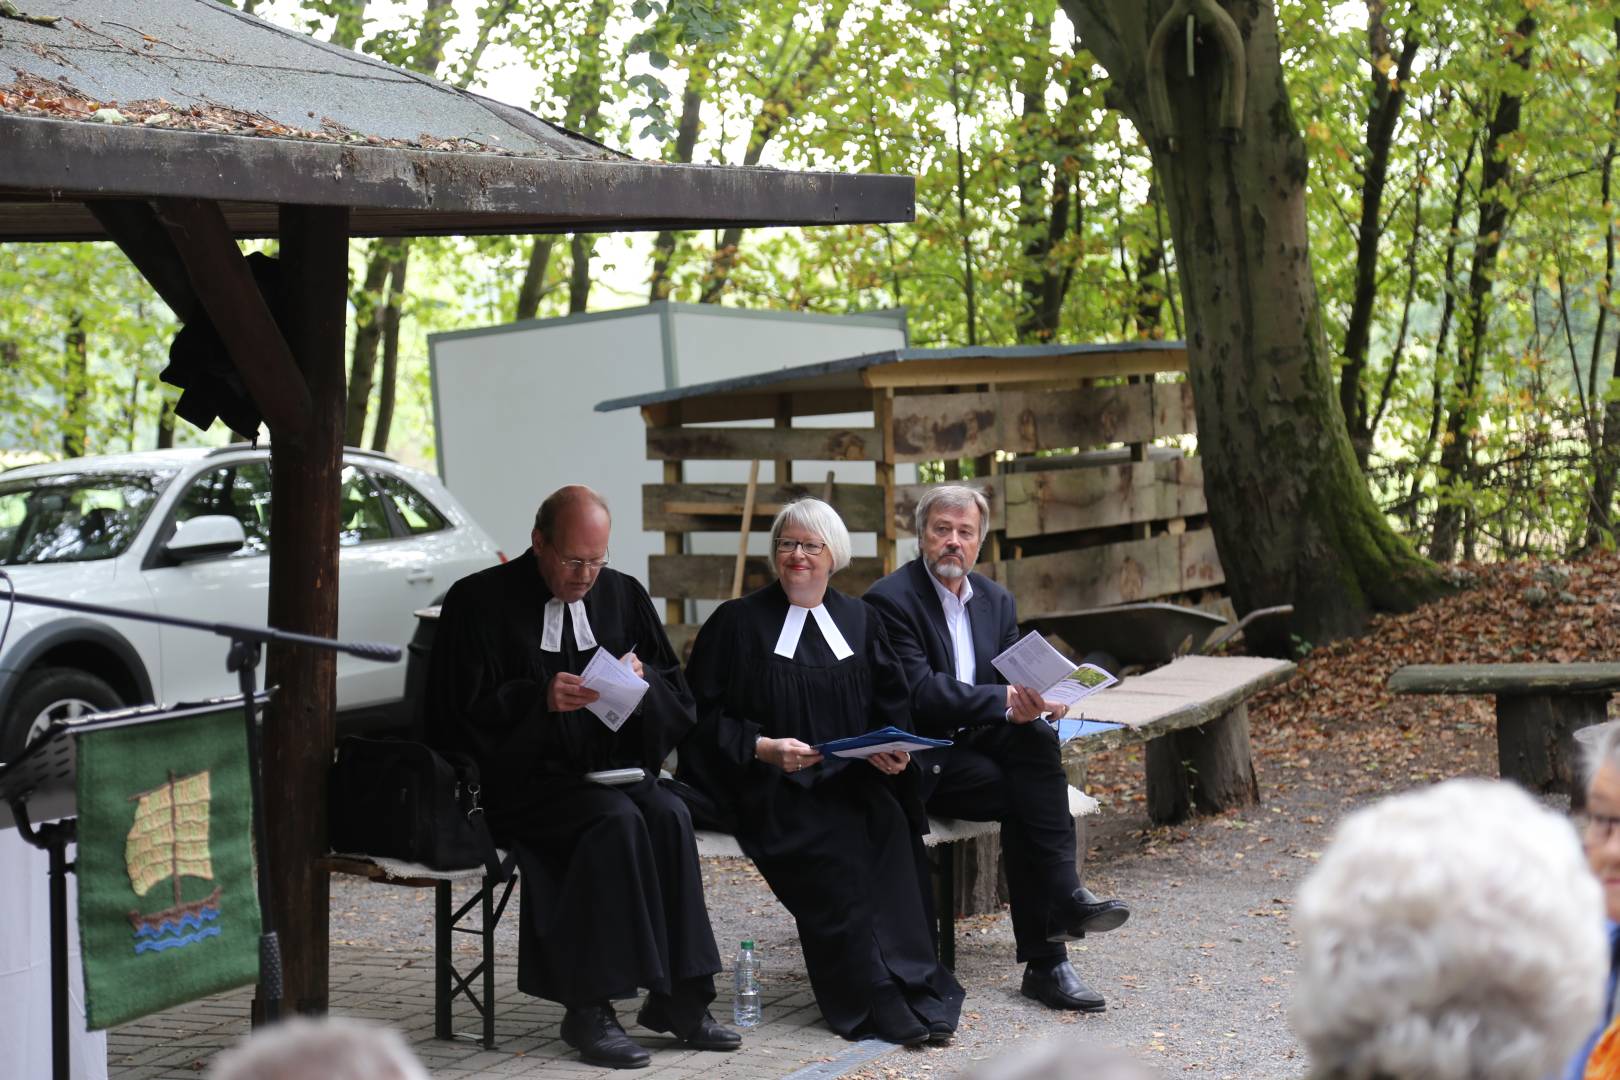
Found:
[1060,0,1445,653]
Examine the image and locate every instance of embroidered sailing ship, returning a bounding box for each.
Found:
[125,770,223,954]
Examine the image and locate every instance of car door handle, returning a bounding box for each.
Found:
[405,568,434,584]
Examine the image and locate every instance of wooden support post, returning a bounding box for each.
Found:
[875,389,897,574]
[155,197,313,435]
[663,459,683,626]
[732,461,760,600]
[261,203,349,1018]
[1144,703,1260,824]
[775,396,793,486]
[1497,693,1606,799]
[87,200,200,323]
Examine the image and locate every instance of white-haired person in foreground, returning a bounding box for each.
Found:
[1292,778,1605,1080]
[209,1017,427,1080]
[1562,722,1620,1080]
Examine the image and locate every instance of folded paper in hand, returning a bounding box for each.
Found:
[1050,717,1126,744]
[579,648,648,731]
[813,725,953,760]
[991,631,1118,710]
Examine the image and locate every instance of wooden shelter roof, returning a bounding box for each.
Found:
[595,340,1189,414]
[0,0,913,240]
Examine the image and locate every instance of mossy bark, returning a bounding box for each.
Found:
[1062,0,1446,654]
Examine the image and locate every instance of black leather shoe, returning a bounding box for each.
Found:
[926,1019,955,1044]
[636,1000,742,1052]
[1021,960,1106,1012]
[868,987,930,1046]
[561,1004,652,1069]
[1046,887,1131,941]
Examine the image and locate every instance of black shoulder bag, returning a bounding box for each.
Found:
[328,736,505,881]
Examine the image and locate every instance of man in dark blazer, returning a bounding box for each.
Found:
[864,484,1129,1012]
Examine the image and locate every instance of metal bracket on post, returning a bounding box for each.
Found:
[1146,0,1248,152]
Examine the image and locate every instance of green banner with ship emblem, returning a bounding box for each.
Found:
[76,703,261,1029]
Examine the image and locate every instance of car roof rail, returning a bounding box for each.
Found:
[342,446,398,463]
[204,442,399,464]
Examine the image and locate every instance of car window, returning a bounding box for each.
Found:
[339,467,393,546]
[0,471,172,565]
[371,472,448,535]
[173,463,272,557]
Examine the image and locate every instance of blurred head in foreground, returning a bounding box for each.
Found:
[1292,778,1605,1080]
[209,1017,428,1080]
[1581,722,1620,923]
[953,1038,1161,1080]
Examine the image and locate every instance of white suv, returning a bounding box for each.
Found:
[0,445,502,759]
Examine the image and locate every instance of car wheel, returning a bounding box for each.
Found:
[1,667,124,761]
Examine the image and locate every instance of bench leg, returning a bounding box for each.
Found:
[936,844,956,971]
[1497,693,1608,803]
[434,881,451,1041]
[1144,703,1260,825]
[481,875,496,1050]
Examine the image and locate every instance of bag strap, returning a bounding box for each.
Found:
[443,752,509,883]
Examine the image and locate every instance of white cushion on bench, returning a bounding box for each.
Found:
[693,784,1098,860]
[327,850,509,883]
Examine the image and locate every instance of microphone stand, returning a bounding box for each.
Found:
[0,586,400,1072]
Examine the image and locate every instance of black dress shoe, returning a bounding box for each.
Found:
[926,1019,955,1044]
[1046,887,1131,941]
[636,1000,742,1051]
[561,1003,652,1069]
[868,986,930,1046]
[1021,960,1106,1012]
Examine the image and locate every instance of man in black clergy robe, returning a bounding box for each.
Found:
[863,484,1131,1012]
[426,485,736,1069]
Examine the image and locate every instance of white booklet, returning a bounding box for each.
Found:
[991,631,1118,710]
[578,648,649,732]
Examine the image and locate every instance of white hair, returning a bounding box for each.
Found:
[770,497,852,572]
[1291,779,1605,1080]
[209,1017,428,1080]
[914,484,991,542]
[1581,720,1620,786]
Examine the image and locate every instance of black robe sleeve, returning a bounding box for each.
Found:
[684,599,761,770]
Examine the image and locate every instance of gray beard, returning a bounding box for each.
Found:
[928,557,967,581]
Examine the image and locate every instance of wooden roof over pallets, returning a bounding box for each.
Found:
[599,341,1228,632]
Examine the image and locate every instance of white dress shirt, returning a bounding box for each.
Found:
[929,571,976,685]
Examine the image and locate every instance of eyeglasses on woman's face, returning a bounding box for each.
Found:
[1577,810,1620,846]
[774,538,827,556]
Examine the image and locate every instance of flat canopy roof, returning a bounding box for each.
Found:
[0,0,913,240]
[595,340,1190,412]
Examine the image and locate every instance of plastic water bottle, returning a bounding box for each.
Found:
[733,940,761,1028]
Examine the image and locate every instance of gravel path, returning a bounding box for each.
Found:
[326,763,1375,1080]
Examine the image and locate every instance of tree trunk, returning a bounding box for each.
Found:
[156,396,175,449]
[343,251,391,446]
[1062,0,1445,654]
[569,233,594,313]
[370,250,407,453]
[1585,19,1620,549]
[649,62,710,302]
[515,238,556,321]
[1429,15,1536,563]
[62,311,87,458]
[1338,11,1420,468]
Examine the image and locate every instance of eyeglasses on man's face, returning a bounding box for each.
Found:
[1576,810,1620,844]
[775,538,827,556]
[556,555,609,573]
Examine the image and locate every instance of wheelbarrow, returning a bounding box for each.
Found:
[1024,602,1293,674]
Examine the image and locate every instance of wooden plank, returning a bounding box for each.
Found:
[662,461,682,625]
[732,461,761,599]
[983,529,1224,618]
[1389,663,1620,695]
[890,382,1194,463]
[863,348,1189,389]
[156,197,312,436]
[875,389,897,574]
[894,476,1006,536]
[651,554,885,600]
[643,483,885,532]
[1059,656,1296,762]
[645,388,872,425]
[1002,458,1206,538]
[88,199,201,323]
[646,425,881,462]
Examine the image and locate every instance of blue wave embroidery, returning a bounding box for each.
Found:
[133,925,222,954]
[132,905,221,940]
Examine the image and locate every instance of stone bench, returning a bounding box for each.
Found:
[1388,662,1620,800]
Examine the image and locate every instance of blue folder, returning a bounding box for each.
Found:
[813,725,953,756]
[1050,717,1126,743]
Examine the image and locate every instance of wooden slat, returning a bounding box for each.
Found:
[889,381,1194,463]
[1389,663,1620,695]
[893,476,1006,536]
[1060,656,1296,761]
[1002,458,1206,538]
[981,529,1224,618]
[646,425,881,462]
[863,348,1189,389]
[640,389,873,425]
[650,554,886,600]
[644,483,886,532]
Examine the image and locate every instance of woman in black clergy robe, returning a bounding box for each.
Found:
[683,497,964,1045]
